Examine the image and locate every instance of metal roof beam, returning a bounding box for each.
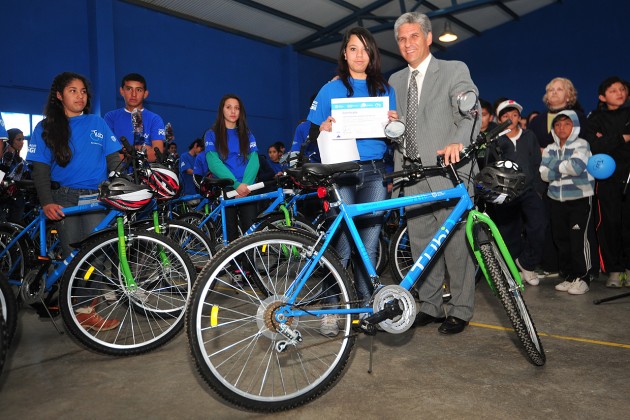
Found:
[293,0,393,50]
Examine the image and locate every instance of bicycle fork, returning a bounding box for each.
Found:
[465,210,523,293]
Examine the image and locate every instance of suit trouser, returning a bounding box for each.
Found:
[407,203,475,321]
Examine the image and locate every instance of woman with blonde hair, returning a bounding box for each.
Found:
[530,77,589,148]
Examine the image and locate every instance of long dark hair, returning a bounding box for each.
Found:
[41,72,91,167]
[211,94,251,161]
[337,27,389,98]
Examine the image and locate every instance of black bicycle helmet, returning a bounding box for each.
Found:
[99,176,154,211]
[474,160,526,205]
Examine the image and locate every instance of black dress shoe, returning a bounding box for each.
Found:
[414,312,446,327]
[437,316,468,334]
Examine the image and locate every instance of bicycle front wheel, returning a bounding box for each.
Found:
[479,241,546,366]
[60,230,195,356]
[187,230,357,412]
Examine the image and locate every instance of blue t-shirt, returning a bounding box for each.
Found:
[268,160,283,174]
[179,151,197,195]
[204,128,257,182]
[307,78,396,160]
[27,114,121,189]
[193,152,209,177]
[104,107,165,147]
[290,120,310,152]
[0,114,8,140]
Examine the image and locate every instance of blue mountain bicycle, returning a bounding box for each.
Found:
[186,92,545,411]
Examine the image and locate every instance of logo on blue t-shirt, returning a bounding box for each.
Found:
[158,128,165,136]
[28,143,37,154]
[310,100,318,111]
[90,129,105,146]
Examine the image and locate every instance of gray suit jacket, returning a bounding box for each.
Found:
[388,57,479,194]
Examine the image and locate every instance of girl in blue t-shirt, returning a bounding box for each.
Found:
[307,27,399,336]
[204,94,259,242]
[28,72,123,330]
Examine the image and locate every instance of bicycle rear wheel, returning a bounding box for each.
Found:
[60,230,195,356]
[0,273,17,346]
[187,230,356,412]
[479,241,545,366]
[389,224,412,283]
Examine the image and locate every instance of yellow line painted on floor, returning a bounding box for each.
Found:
[470,321,630,349]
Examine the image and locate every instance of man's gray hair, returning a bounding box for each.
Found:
[394,12,432,40]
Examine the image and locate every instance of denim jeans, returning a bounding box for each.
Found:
[331,160,388,304]
[52,187,107,258]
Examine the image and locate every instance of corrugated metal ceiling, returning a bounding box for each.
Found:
[125,0,559,71]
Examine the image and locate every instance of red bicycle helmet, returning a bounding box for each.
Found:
[143,164,180,200]
[474,160,527,205]
[99,176,153,211]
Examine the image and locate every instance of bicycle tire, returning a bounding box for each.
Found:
[0,307,7,376]
[0,222,31,282]
[389,224,412,283]
[0,273,17,345]
[376,234,388,275]
[479,241,546,366]
[59,230,195,356]
[178,211,220,252]
[187,230,357,412]
[253,213,317,234]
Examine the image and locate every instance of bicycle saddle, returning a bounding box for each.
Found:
[201,177,234,188]
[302,162,360,178]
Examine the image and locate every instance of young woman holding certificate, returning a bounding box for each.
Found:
[307,27,398,337]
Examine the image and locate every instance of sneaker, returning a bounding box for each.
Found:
[319,314,340,337]
[606,272,622,288]
[516,258,539,286]
[75,306,120,331]
[555,280,573,292]
[104,290,117,302]
[567,279,590,295]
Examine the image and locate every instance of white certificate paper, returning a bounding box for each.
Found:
[331,97,389,139]
[317,130,359,164]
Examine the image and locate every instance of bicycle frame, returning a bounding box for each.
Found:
[278,181,523,319]
[194,187,315,246]
[2,203,122,291]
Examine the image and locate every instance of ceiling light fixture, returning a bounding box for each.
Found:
[438,21,458,43]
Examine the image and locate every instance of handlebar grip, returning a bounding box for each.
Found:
[16,179,36,189]
[383,167,418,181]
[484,119,512,141]
[225,181,267,198]
[154,147,164,163]
[119,136,134,153]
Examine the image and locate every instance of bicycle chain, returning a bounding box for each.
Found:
[272,298,367,353]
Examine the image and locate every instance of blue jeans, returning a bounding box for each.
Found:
[332,160,388,304]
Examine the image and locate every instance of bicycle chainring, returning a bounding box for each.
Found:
[372,285,416,334]
[20,269,46,304]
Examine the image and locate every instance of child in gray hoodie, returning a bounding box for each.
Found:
[540,110,595,295]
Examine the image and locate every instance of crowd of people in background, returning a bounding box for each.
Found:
[0,11,628,336]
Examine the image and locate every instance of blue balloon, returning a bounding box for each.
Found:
[587,154,616,180]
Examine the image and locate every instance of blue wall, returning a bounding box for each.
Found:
[0,0,336,150]
[435,0,630,116]
[2,0,627,149]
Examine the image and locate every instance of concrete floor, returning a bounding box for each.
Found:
[1,273,629,419]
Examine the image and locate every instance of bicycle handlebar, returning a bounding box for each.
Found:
[385,118,512,182]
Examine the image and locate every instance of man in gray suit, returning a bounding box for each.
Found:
[388,12,478,334]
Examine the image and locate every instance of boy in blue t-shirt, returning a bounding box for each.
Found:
[104,73,166,162]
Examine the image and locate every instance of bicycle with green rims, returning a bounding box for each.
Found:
[186,92,545,412]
